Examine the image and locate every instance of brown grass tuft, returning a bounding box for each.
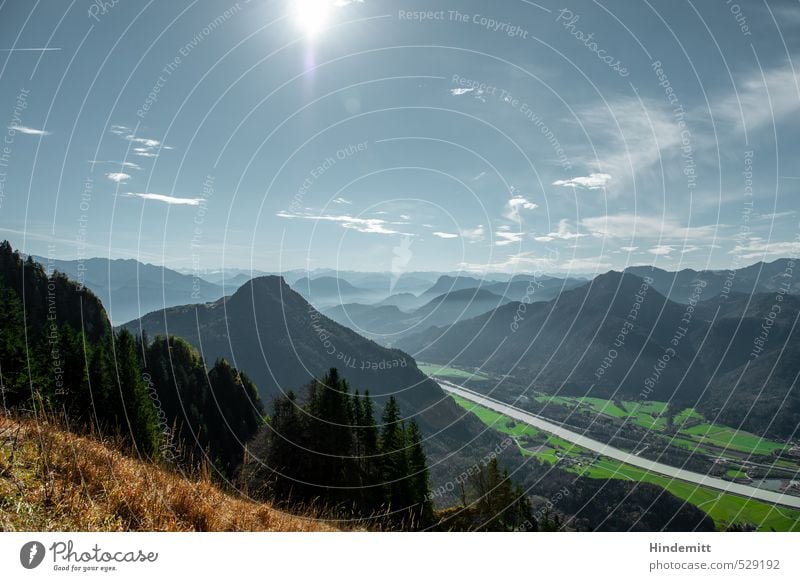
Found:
[0,415,335,532]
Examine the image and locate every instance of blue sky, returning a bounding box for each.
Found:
[1,0,799,276]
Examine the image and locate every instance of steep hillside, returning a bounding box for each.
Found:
[0,415,332,532]
[123,276,513,483]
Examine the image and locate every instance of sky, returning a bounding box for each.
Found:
[0,0,799,276]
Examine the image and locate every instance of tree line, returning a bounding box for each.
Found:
[0,241,262,479]
[247,368,434,529]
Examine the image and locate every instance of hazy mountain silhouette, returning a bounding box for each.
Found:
[123,276,510,469]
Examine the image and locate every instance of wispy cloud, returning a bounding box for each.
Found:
[495,226,523,246]
[450,87,474,96]
[504,195,538,223]
[8,124,50,136]
[89,160,142,170]
[580,213,717,241]
[461,225,486,242]
[432,231,458,239]
[534,219,585,242]
[109,125,172,158]
[731,236,800,261]
[123,192,202,206]
[106,172,131,183]
[552,173,611,190]
[715,63,800,133]
[276,211,402,235]
[647,245,673,256]
[575,97,682,190]
[332,197,352,205]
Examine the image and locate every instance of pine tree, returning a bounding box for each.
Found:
[380,396,412,519]
[406,420,434,527]
[113,329,161,457]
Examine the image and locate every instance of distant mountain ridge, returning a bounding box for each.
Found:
[33,255,230,324]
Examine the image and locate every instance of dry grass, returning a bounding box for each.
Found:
[0,414,335,532]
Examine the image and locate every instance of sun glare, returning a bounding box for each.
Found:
[292,0,334,38]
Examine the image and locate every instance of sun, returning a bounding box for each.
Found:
[292,0,334,38]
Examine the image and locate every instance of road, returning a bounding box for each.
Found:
[439,381,800,510]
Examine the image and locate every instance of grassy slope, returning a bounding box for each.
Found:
[450,394,800,531]
[0,415,333,532]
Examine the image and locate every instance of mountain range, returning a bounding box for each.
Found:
[397,270,800,439]
[36,256,230,325]
[122,276,511,480]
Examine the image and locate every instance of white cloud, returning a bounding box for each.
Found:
[276,211,402,235]
[450,87,474,96]
[126,136,161,148]
[580,214,717,241]
[106,172,131,183]
[433,231,458,239]
[731,236,800,261]
[538,219,584,241]
[552,173,611,190]
[648,245,674,256]
[495,226,523,247]
[505,195,538,223]
[123,192,202,206]
[715,63,800,133]
[8,124,50,136]
[89,160,142,170]
[619,246,639,252]
[472,171,487,181]
[560,257,613,271]
[461,225,486,242]
[332,197,352,205]
[576,98,683,188]
[110,125,171,158]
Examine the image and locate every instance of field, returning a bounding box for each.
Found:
[450,394,800,531]
[531,393,787,457]
[417,362,486,381]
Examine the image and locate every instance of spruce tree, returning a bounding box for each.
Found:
[406,420,434,527]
